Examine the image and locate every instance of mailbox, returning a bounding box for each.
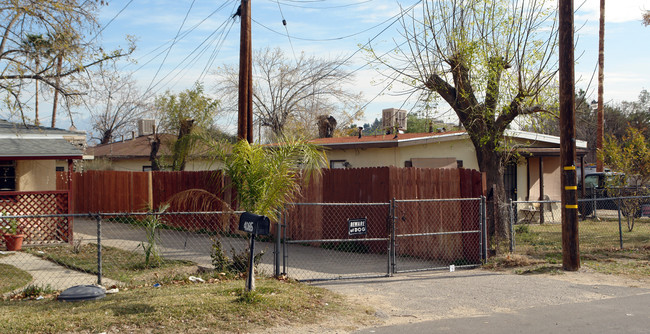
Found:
[238,212,270,235]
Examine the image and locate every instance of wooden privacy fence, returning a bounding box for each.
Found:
[286,166,485,239]
[57,170,230,214]
[58,167,484,240]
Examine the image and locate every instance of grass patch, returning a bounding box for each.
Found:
[0,263,32,294]
[25,244,196,285]
[0,278,375,333]
[483,253,545,270]
[509,218,650,278]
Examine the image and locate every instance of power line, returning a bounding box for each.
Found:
[271,0,376,9]
[143,0,197,95]
[89,0,135,43]
[275,0,298,62]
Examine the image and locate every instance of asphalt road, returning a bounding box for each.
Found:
[356,293,650,333]
[313,269,650,333]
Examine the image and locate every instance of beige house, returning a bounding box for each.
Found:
[87,133,216,172]
[0,119,86,192]
[309,129,588,203]
[0,119,85,246]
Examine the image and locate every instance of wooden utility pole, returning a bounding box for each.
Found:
[596,0,605,172]
[559,0,580,271]
[237,0,253,143]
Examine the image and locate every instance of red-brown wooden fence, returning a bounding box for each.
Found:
[286,166,484,237]
[59,167,484,212]
[284,167,485,262]
[57,170,227,214]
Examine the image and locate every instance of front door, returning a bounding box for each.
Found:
[504,164,517,201]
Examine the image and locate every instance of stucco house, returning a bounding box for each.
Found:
[87,133,216,172]
[0,119,86,246]
[309,129,589,204]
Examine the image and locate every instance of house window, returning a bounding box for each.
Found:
[456,160,463,168]
[55,166,65,172]
[0,161,16,191]
[404,160,413,167]
[330,160,349,169]
[143,166,153,172]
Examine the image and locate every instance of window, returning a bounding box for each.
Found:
[55,166,65,172]
[584,175,599,189]
[142,166,153,172]
[0,161,16,191]
[330,160,348,169]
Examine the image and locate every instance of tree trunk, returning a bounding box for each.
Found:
[149,134,161,171]
[100,129,113,145]
[173,119,195,171]
[475,143,509,250]
[51,54,63,128]
[34,77,39,126]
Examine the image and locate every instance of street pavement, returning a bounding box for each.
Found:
[313,269,650,333]
[355,293,649,333]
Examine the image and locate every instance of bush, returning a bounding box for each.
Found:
[211,238,264,275]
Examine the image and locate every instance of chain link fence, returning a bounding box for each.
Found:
[2,197,487,295]
[1,212,256,296]
[393,198,485,274]
[282,198,486,281]
[510,196,650,259]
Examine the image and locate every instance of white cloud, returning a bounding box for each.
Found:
[576,0,650,23]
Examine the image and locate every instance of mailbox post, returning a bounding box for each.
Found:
[238,212,270,291]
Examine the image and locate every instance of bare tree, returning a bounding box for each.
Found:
[369,0,559,241]
[0,0,134,125]
[215,47,364,140]
[84,61,149,144]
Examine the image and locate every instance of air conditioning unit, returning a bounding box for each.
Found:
[382,108,408,131]
[138,119,156,136]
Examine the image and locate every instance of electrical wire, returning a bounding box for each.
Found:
[275,0,298,62]
[271,0,376,9]
[89,0,135,43]
[143,0,197,95]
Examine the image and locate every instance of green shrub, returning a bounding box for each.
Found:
[211,238,264,274]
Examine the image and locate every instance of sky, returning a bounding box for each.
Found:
[62,0,650,136]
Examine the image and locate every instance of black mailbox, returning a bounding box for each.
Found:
[238,212,270,235]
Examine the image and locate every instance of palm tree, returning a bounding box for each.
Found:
[213,137,326,221]
[171,137,326,291]
[22,34,52,126]
[221,138,326,291]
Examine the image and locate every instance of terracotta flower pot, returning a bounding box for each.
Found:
[3,233,25,251]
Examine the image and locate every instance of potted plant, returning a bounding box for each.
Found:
[2,212,24,251]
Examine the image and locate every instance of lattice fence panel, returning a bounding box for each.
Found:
[0,191,70,246]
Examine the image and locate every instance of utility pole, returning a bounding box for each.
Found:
[596,0,605,172]
[238,0,253,143]
[559,0,580,271]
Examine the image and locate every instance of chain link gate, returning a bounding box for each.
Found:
[281,198,486,281]
[281,202,392,281]
[392,198,485,273]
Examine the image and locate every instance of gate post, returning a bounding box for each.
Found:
[388,198,397,276]
[480,196,487,262]
[509,200,515,253]
[95,213,102,286]
[274,217,281,277]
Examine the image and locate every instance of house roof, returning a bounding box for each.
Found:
[88,134,175,159]
[0,119,86,160]
[308,129,588,151]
